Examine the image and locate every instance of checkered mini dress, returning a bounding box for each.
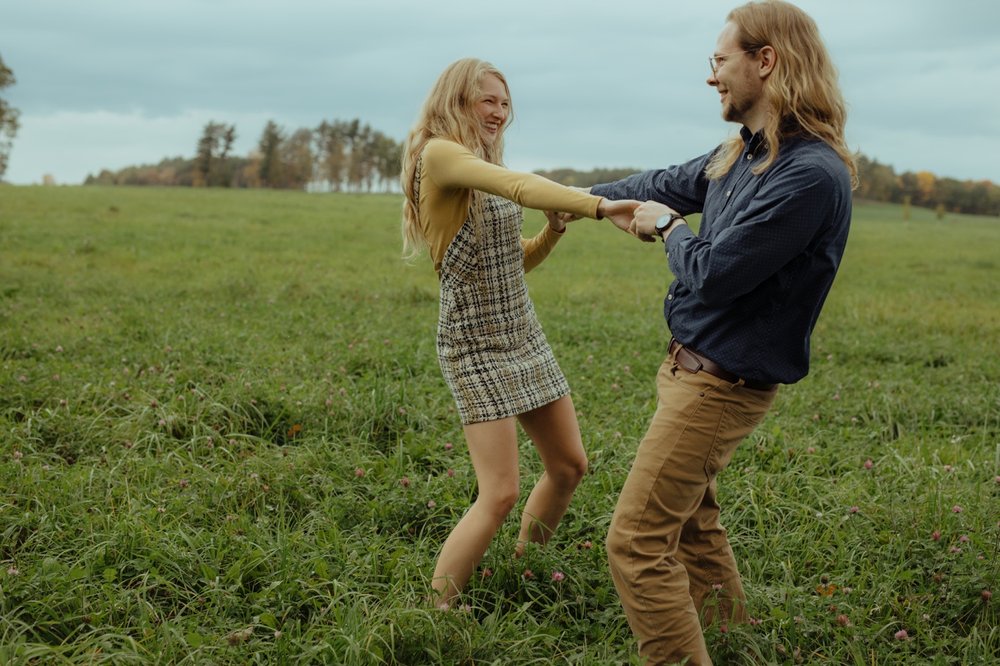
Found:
[436,191,570,425]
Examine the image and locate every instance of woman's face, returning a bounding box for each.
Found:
[473,74,510,146]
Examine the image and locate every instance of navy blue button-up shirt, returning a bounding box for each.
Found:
[591,127,852,384]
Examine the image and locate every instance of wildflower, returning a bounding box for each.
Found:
[150,399,159,408]
[949,546,961,554]
[522,569,534,579]
[931,530,941,541]
[894,629,909,641]
[863,459,873,470]
[579,540,593,550]
[446,468,455,478]
[17,375,27,382]
[7,566,19,576]
[354,468,365,478]
[287,424,302,437]
[806,447,816,454]
[748,617,763,626]
[158,419,167,427]
[719,624,729,634]
[226,627,254,645]
[943,464,954,473]
[481,567,493,578]
[610,383,620,391]
[994,475,1000,485]
[459,603,472,613]
[816,583,838,597]
[832,393,840,401]
[400,477,410,488]
[427,500,436,509]
[55,345,64,352]
[959,535,969,543]
[274,630,282,639]
[849,506,859,514]
[837,614,851,627]
[951,505,963,513]
[12,451,23,461]
[982,590,992,602]
[325,398,333,407]
[712,583,724,591]
[178,479,190,489]
[794,616,805,624]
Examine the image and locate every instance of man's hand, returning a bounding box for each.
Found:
[631,201,684,242]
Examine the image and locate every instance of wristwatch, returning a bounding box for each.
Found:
[654,212,685,240]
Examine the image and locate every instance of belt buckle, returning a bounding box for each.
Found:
[676,347,703,375]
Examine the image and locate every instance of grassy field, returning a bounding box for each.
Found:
[0,185,997,664]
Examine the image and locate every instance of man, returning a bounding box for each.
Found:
[590,1,856,664]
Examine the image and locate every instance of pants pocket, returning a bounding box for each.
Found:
[704,402,768,478]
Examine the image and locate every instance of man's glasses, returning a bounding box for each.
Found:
[709,48,759,76]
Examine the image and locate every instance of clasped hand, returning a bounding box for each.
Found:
[544,200,683,243]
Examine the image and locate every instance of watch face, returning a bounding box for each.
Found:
[656,214,674,232]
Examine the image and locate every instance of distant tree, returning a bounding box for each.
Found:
[372,130,402,192]
[914,171,937,207]
[0,53,20,180]
[315,120,347,191]
[281,127,314,190]
[193,121,237,187]
[258,120,285,188]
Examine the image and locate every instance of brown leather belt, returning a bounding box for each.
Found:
[668,339,777,391]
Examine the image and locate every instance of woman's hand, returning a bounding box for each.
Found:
[544,209,573,233]
[598,198,643,235]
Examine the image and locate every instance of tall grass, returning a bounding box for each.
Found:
[1,186,997,664]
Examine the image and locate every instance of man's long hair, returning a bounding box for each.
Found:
[706,0,858,188]
[400,58,513,259]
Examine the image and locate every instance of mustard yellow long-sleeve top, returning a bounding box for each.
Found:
[418,138,603,273]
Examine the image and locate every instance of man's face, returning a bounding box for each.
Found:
[708,22,765,130]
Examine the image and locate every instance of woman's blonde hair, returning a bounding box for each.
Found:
[400,58,512,259]
[705,0,858,188]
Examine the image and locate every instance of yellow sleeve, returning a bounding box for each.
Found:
[521,225,564,273]
[422,139,602,219]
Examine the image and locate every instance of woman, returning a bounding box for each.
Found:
[400,57,637,608]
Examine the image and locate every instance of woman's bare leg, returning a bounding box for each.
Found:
[431,416,520,607]
[514,395,588,554]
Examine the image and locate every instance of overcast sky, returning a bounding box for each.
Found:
[3,0,998,185]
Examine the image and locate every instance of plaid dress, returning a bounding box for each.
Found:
[436,192,570,425]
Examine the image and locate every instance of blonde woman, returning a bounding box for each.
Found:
[401,58,637,608]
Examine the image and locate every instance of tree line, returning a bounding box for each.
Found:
[66,114,1000,217]
[84,118,403,192]
[0,54,20,179]
[536,156,1000,217]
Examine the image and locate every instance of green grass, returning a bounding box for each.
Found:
[1,186,998,664]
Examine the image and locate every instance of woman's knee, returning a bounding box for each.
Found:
[479,484,520,520]
[548,453,588,489]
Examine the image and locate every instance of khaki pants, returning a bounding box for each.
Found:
[607,348,777,666]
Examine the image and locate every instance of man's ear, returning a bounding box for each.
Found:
[758,45,776,79]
